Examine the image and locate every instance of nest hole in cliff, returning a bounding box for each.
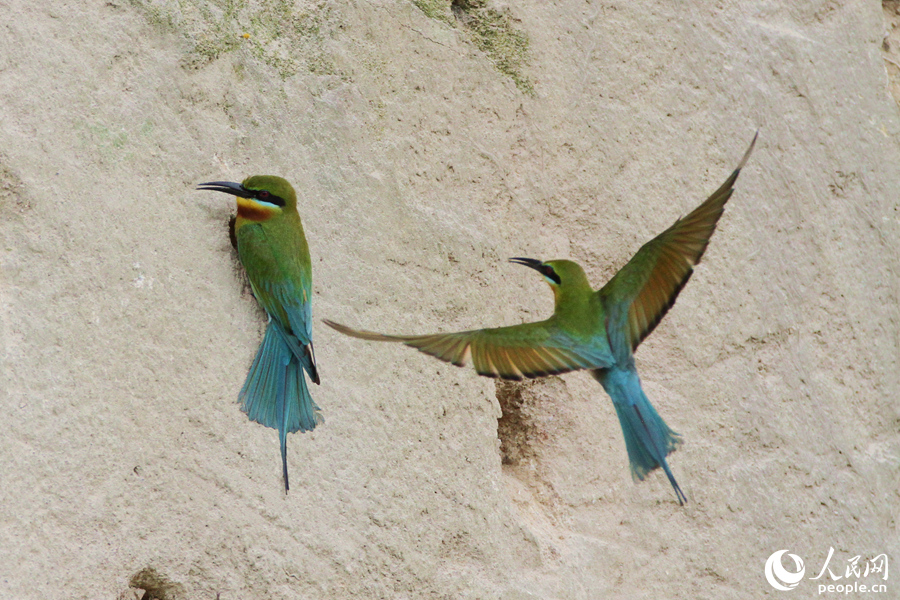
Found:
[495,379,540,465]
[127,567,185,600]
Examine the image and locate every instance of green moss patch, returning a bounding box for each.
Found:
[128,0,339,79]
[451,0,534,95]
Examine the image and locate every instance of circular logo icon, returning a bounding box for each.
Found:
[765,550,805,591]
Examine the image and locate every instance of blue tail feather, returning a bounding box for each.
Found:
[239,322,322,491]
[273,348,289,489]
[592,367,687,505]
[271,319,320,383]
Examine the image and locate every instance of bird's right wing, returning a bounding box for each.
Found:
[599,132,757,352]
[323,319,612,381]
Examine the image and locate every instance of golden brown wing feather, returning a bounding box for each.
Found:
[600,132,757,350]
[323,319,607,380]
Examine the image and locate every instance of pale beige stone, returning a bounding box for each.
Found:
[1,1,898,598]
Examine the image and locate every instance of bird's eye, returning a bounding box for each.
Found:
[542,266,562,284]
[253,189,285,207]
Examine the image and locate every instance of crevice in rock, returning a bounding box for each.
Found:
[495,379,539,465]
[882,1,900,106]
[128,567,185,600]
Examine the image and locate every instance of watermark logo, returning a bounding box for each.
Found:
[765,550,805,591]
[764,548,889,594]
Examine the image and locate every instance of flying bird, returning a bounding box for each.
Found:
[324,134,757,505]
[198,175,321,492]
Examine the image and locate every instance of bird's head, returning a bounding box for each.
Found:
[197,175,297,222]
[509,258,593,305]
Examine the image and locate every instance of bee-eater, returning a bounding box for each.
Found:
[198,176,321,492]
[324,134,757,505]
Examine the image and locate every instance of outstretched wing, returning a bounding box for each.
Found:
[323,319,612,381]
[600,132,757,351]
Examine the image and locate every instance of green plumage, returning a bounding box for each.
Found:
[325,133,757,505]
[198,175,321,492]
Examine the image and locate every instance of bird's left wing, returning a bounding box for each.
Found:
[599,132,756,352]
[237,223,318,382]
[237,223,314,344]
[323,319,612,380]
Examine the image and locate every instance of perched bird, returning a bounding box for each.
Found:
[324,134,757,505]
[198,176,321,492]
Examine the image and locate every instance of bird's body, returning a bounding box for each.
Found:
[325,134,757,505]
[199,175,321,491]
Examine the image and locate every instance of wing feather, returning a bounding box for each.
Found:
[237,223,318,382]
[600,133,756,351]
[323,319,613,380]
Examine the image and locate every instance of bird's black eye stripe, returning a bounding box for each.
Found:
[254,190,286,207]
[542,266,562,284]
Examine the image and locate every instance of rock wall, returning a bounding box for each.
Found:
[1,1,898,598]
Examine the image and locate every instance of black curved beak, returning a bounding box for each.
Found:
[197,181,254,198]
[508,257,545,272]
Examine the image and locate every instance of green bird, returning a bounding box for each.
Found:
[198,175,321,492]
[324,134,757,505]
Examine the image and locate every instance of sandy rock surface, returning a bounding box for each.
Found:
[1,1,899,598]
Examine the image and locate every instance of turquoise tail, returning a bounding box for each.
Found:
[239,322,322,491]
[592,367,686,505]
